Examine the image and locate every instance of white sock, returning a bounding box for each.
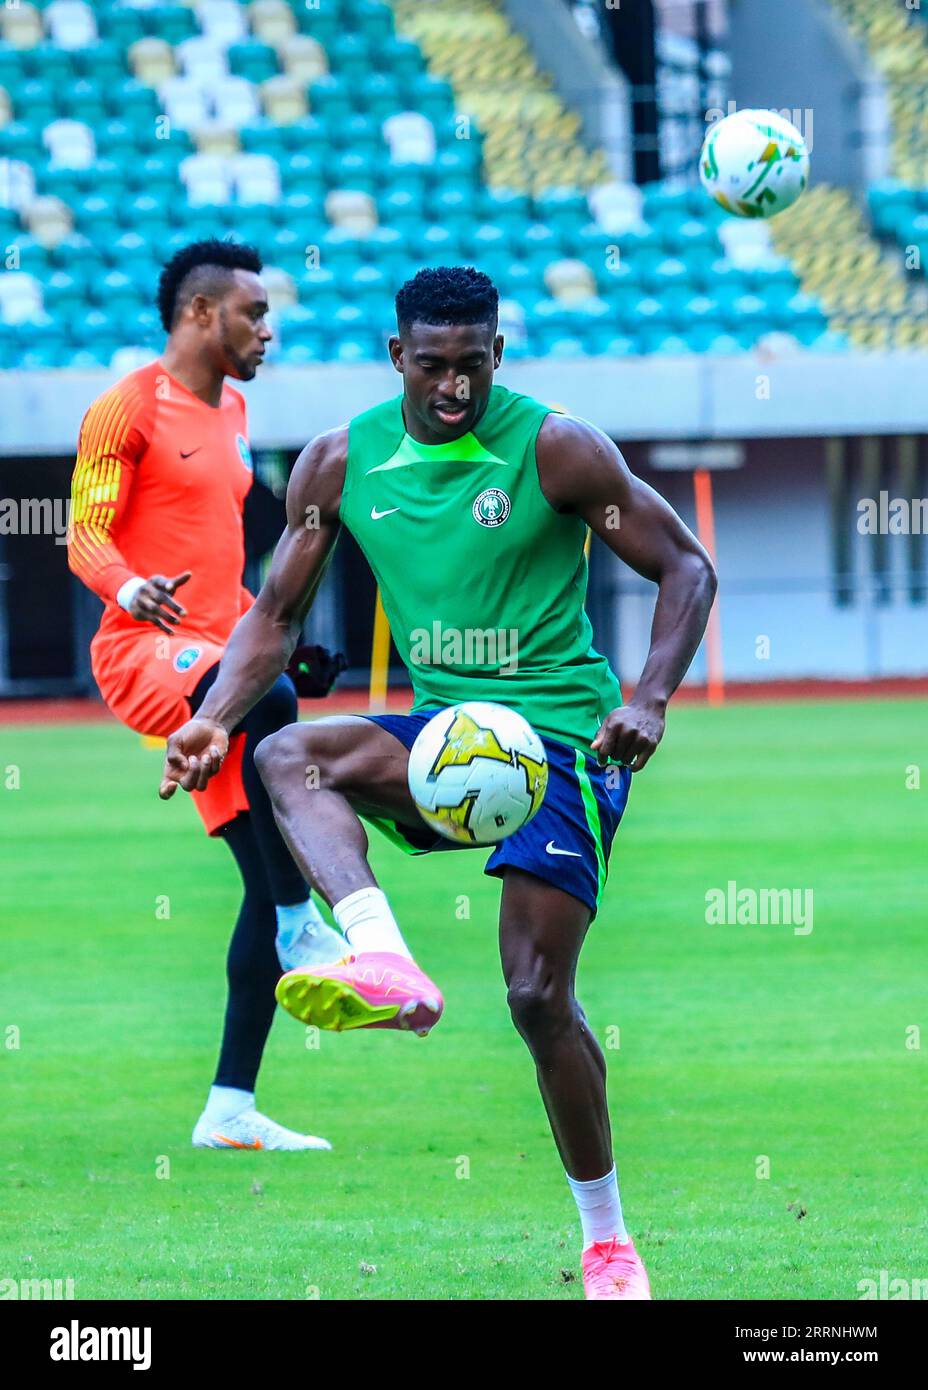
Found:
[203,1085,254,1122]
[332,886,412,960]
[275,898,332,949]
[566,1164,629,1248]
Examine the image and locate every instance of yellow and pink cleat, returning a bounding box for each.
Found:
[581,1236,652,1300]
[275,950,444,1036]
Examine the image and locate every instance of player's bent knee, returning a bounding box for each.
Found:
[253,723,305,788]
[506,974,576,1041]
[254,721,347,795]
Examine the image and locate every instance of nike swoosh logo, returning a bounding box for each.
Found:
[212,1132,264,1150]
[370,505,400,520]
[180,447,202,459]
[545,841,582,857]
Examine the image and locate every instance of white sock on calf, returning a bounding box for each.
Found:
[566,1164,629,1248]
[202,1085,254,1123]
[333,886,412,960]
[275,898,331,949]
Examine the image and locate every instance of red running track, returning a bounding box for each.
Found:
[1,678,925,726]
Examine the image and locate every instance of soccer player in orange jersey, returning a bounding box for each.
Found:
[68,240,345,1151]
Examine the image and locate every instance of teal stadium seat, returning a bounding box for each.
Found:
[326,149,378,190]
[379,37,426,81]
[328,33,375,80]
[74,40,126,84]
[308,75,353,124]
[98,7,145,45]
[228,43,279,84]
[0,123,42,163]
[640,255,689,293]
[352,0,396,42]
[22,46,75,82]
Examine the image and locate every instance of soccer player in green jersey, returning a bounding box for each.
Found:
[159,267,717,1298]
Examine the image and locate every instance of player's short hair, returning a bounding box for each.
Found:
[157,238,263,332]
[395,265,498,337]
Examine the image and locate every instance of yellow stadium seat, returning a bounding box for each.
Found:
[262,265,298,311]
[325,188,377,233]
[194,127,241,156]
[1,2,42,49]
[129,37,176,87]
[249,0,296,46]
[261,74,308,125]
[545,258,597,303]
[279,34,328,83]
[24,196,73,249]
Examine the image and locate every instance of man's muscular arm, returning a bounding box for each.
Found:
[159,426,347,799]
[536,412,717,771]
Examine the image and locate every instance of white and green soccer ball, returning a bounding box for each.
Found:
[699,108,810,219]
[406,701,548,846]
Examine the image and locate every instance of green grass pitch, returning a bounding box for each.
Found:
[1,698,925,1300]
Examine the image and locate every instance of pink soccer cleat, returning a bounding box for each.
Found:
[581,1236,652,1300]
[275,951,443,1036]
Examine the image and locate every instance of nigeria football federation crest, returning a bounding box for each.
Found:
[173,646,202,672]
[472,487,511,527]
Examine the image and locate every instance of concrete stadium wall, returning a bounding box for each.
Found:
[606,439,927,683]
[727,0,891,188]
[3,353,928,455]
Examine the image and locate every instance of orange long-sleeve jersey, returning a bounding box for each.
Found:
[68,359,256,665]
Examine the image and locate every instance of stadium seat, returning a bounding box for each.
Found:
[128,37,176,87]
[382,111,436,166]
[24,196,73,249]
[43,119,95,169]
[1,2,43,49]
[0,0,879,365]
[45,0,97,50]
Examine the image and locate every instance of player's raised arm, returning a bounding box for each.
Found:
[536,412,717,771]
[159,426,347,799]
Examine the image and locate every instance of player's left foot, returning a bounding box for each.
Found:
[581,1236,652,1300]
[275,950,444,1036]
[192,1108,332,1151]
[275,918,345,973]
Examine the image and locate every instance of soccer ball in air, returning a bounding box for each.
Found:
[699,108,809,219]
[407,702,548,846]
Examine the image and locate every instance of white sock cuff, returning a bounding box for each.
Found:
[332,886,411,960]
[205,1085,254,1121]
[333,886,395,934]
[566,1164,617,1196]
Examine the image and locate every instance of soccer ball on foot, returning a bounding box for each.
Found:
[407,701,548,846]
[699,108,809,219]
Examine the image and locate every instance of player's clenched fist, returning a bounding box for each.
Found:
[159,718,229,798]
[591,699,665,772]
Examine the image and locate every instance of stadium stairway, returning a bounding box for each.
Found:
[768,184,928,351]
[825,0,928,313]
[389,0,609,195]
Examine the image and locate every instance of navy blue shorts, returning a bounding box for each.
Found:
[361,709,632,917]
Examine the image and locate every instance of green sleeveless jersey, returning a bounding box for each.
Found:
[340,383,622,755]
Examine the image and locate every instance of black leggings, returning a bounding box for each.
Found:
[212,815,281,1090]
[188,666,306,1091]
[189,666,307,906]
